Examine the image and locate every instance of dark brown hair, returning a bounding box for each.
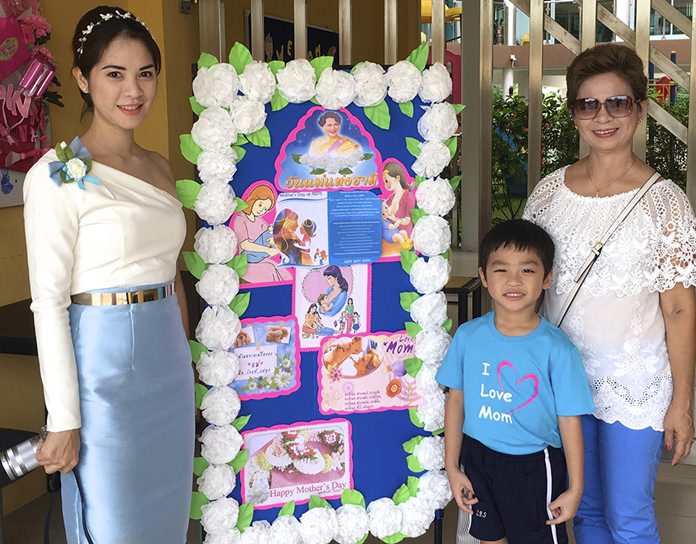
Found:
[566,43,647,107]
[383,160,411,190]
[72,6,161,111]
[318,111,342,126]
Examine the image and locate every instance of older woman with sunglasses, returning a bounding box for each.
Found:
[524,43,696,544]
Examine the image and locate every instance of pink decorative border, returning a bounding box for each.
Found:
[235,315,302,401]
[239,418,354,509]
[273,106,385,194]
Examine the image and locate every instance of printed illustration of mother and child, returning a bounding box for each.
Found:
[302,266,360,339]
[381,160,415,253]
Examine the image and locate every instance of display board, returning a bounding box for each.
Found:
[182,41,463,543]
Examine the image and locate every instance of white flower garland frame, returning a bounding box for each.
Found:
[178,41,463,544]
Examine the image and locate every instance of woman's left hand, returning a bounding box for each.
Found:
[663,402,694,465]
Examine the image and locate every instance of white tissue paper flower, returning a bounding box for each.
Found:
[201,386,241,426]
[201,497,240,535]
[410,292,447,328]
[204,529,241,544]
[66,158,87,180]
[410,256,451,295]
[412,140,451,178]
[299,507,338,544]
[418,103,459,142]
[200,424,243,464]
[196,264,240,307]
[419,63,452,103]
[196,305,242,352]
[398,497,435,538]
[194,226,238,265]
[195,183,238,226]
[412,215,451,257]
[416,177,456,217]
[416,327,451,366]
[335,504,370,544]
[230,96,267,135]
[276,59,316,103]
[239,61,276,104]
[193,63,239,109]
[197,463,236,500]
[415,365,443,396]
[367,498,402,539]
[192,106,238,151]
[386,60,422,103]
[316,69,356,110]
[268,516,302,544]
[239,521,271,544]
[197,350,241,387]
[418,388,446,432]
[197,148,238,187]
[413,436,445,471]
[418,470,453,510]
[352,61,388,107]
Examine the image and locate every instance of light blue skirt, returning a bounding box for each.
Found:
[62,283,194,544]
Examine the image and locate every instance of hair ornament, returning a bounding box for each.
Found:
[76,9,150,56]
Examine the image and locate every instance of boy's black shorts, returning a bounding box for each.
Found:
[459,435,569,544]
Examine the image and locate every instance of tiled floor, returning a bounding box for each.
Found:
[3,462,695,543]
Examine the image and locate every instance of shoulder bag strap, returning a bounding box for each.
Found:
[555,171,662,327]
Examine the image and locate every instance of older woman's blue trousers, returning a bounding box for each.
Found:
[573,415,663,544]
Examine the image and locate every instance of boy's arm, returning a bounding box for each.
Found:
[445,389,478,513]
[547,415,584,525]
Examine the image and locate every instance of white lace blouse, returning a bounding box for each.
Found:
[524,166,696,431]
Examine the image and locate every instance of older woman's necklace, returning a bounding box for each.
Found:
[585,158,636,197]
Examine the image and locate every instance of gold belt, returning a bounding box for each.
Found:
[71,283,175,306]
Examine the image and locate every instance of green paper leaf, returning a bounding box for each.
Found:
[197,52,219,69]
[309,495,331,509]
[190,491,209,520]
[361,153,374,160]
[404,357,423,378]
[443,248,451,260]
[180,134,202,165]
[55,142,68,163]
[193,456,209,477]
[189,340,207,363]
[232,145,246,162]
[452,103,465,114]
[338,168,353,175]
[405,321,422,338]
[189,96,205,116]
[402,435,424,454]
[341,489,366,508]
[400,250,418,274]
[234,134,248,146]
[236,502,254,531]
[229,255,249,277]
[292,153,303,164]
[229,292,251,316]
[415,175,425,186]
[407,454,425,473]
[268,60,285,76]
[310,56,334,80]
[409,407,425,428]
[194,383,208,409]
[64,146,75,160]
[278,500,295,517]
[246,126,271,147]
[310,168,326,175]
[446,136,458,158]
[407,476,420,496]
[232,414,251,431]
[229,42,253,74]
[443,318,453,332]
[176,179,201,209]
[399,101,414,118]
[382,534,406,544]
[399,291,420,312]
[392,484,410,505]
[364,99,391,130]
[310,96,320,105]
[229,449,249,473]
[433,427,445,435]
[406,41,429,72]
[350,61,364,75]
[411,208,427,225]
[235,197,248,212]
[449,175,462,191]
[183,251,207,280]
[357,536,368,544]
[405,137,421,158]
[271,89,289,111]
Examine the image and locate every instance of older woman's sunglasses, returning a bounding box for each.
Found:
[570,95,635,119]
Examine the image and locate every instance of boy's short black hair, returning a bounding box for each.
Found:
[479,219,555,277]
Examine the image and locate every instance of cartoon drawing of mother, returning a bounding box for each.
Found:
[230,184,292,284]
[382,160,416,237]
[320,265,349,317]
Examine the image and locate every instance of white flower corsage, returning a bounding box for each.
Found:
[48,138,100,190]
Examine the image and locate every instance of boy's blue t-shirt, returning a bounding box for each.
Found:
[436,312,594,455]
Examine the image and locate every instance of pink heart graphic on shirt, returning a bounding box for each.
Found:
[497,360,539,414]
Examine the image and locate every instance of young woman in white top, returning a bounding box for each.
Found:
[23,6,194,543]
[524,43,695,544]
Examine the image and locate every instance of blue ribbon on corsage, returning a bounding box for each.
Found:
[47,137,101,190]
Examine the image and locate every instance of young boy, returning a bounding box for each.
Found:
[436,219,594,544]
